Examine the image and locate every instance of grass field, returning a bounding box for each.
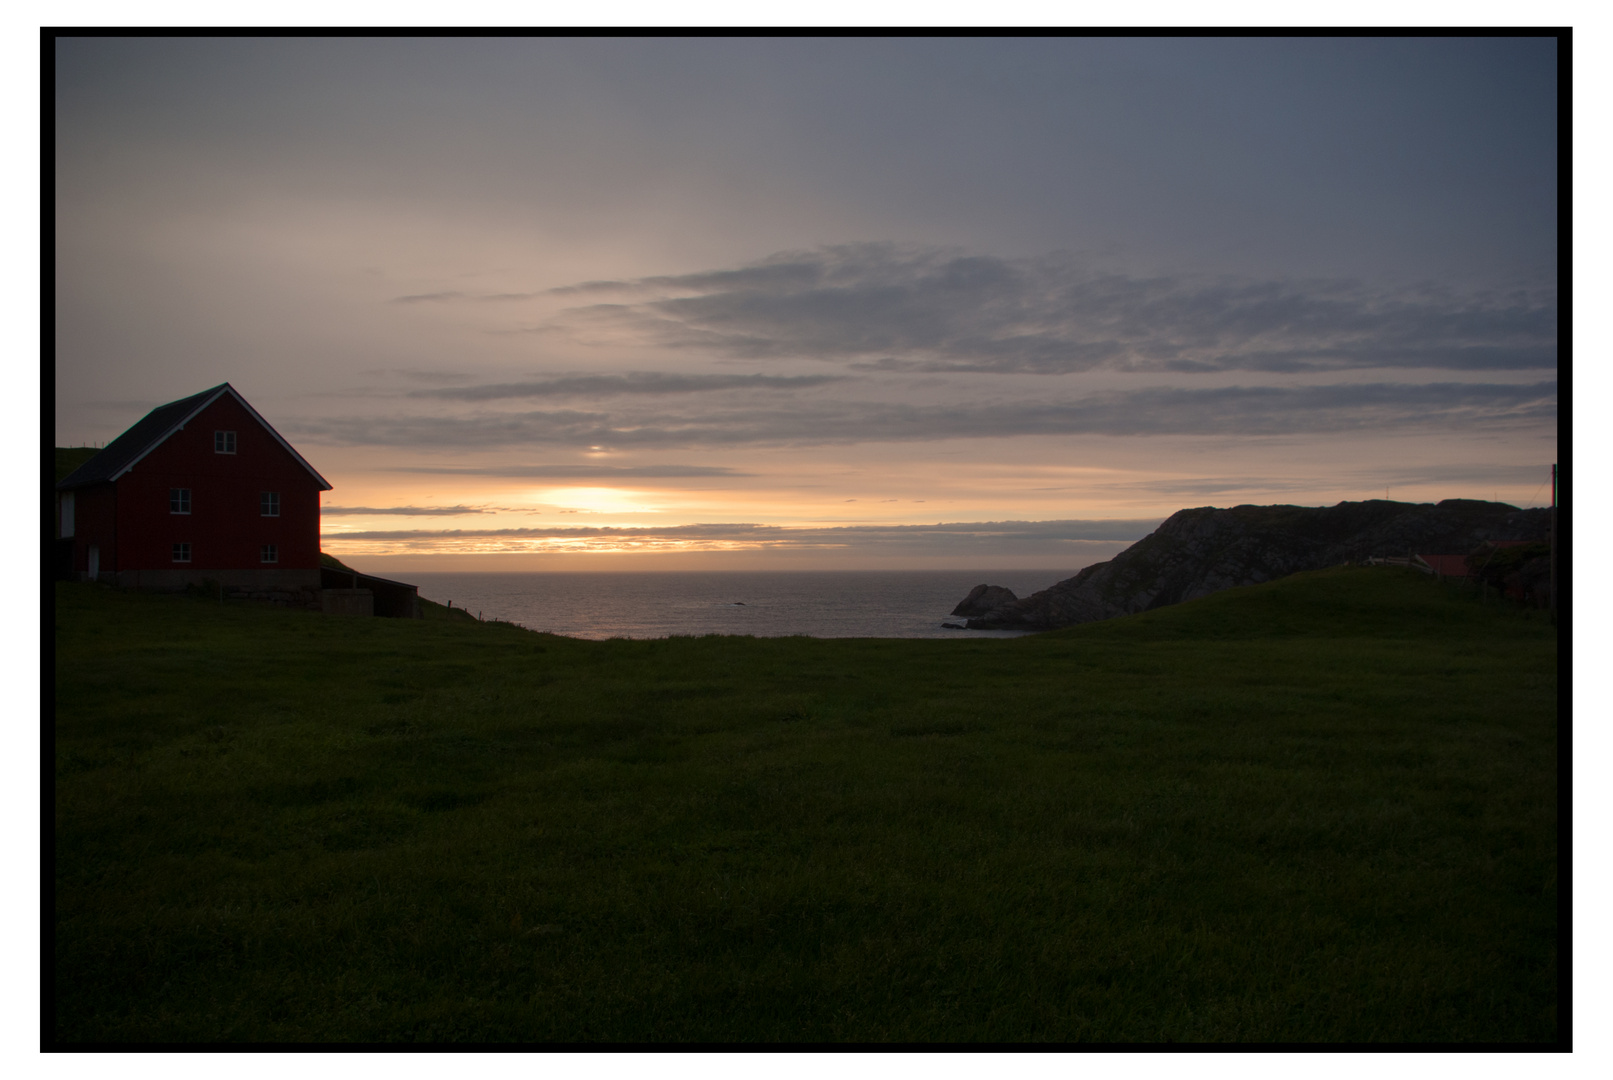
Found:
[52,566,1559,1042]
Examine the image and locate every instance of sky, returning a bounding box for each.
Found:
[53,35,1560,572]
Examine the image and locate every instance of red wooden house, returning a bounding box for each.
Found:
[56,383,331,590]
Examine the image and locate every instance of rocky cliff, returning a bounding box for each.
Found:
[950,584,1018,617]
[962,499,1551,631]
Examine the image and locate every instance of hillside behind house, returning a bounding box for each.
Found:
[55,447,100,484]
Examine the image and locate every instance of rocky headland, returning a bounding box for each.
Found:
[958,499,1551,631]
[950,584,1018,617]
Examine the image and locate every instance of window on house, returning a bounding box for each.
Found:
[170,487,191,514]
[173,542,191,563]
[260,544,278,564]
[214,430,236,454]
[261,491,280,517]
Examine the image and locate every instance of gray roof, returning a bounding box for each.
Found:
[56,383,333,492]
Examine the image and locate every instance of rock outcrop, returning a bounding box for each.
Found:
[950,584,1018,617]
[962,499,1551,631]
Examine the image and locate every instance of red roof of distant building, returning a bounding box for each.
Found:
[1418,555,1473,577]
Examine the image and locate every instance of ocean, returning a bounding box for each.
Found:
[403,569,1074,640]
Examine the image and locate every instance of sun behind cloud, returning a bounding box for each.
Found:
[536,487,664,515]
[53,38,1558,572]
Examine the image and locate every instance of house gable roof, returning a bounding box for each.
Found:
[55,383,333,492]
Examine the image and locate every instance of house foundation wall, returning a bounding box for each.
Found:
[112,568,322,591]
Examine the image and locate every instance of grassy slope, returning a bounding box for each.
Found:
[56,447,100,484]
[53,567,1558,1043]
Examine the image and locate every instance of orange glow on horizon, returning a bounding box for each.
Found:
[532,487,665,514]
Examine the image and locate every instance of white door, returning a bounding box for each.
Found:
[87,544,99,581]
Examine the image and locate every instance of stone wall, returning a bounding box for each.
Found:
[115,567,322,592]
[218,584,323,610]
[80,568,392,618]
[319,588,374,617]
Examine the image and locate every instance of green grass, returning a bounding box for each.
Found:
[52,567,1558,1043]
[56,446,100,484]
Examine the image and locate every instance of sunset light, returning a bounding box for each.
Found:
[51,30,1564,1046]
[533,487,665,516]
[54,36,1557,575]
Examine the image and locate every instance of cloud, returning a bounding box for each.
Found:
[389,291,467,304]
[321,518,1163,553]
[290,380,1556,450]
[86,399,162,413]
[543,280,650,297]
[536,244,1556,374]
[320,505,489,516]
[360,369,476,384]
[381,464,748,478]
[1357,463,1554,487]
[1078,476,1337,498]
[410,372,847,400]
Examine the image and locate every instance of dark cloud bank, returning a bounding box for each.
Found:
[297,380,1556,450]
[411,373,845,401]
[537,244,1556,375]
[354,244,1556,452]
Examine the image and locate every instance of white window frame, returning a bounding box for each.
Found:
[170,487,191,515]
[261,491,280,517]
[214,430,237,454]
[260,544,278,564]
[172,542,192,563]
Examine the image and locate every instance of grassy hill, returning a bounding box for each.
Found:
[53,567,1558,1042]
[56,446,101,484]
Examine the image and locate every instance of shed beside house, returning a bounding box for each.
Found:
[320,564,422,618]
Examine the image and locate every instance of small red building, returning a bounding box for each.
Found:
[1414,554,1473,579]
[56,383,331,590]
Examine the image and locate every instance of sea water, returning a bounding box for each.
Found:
[403,570,1073,640]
